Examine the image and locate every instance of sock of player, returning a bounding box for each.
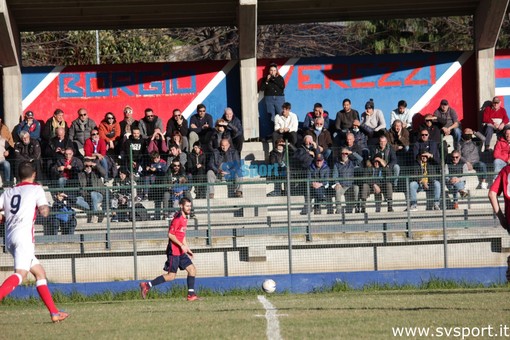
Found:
[36,279,59,314]
[187,276,196,295]
[0,273,22,300]
[150,275,166,288]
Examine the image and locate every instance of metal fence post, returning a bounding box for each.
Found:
[129,145,138,280]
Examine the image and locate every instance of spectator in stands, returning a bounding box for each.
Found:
[407,151,441,211]
[413,128,440,164]
[110,168,133,222]
[300,153,330,215]
[267,138,287,197]
[273,102,298,147]
[119,105,139,141]
[68,108,97,156]
[43,192,76,235]
[163,160,193,219]
[0,132,12,186]
[292,135,318,173]
[493,128,510,177]
[147,128,169,161]
[84,128,109,180]
[390,100,414,130]
[169,130,188,153]
[189,104,214,149]
[139,108,164,139]
[360,99,386,145]
[14,130,42,181]
[42,108,68,146]
[208,119,229,153]
[166,108,188,148]
[120,126,146,176]
[75,159,106,223]
[445,150,469,209]
[187,142,207,199]
[387,119,411,166]
[481,96,509,151]
[260,63,285,122]
[371,135,400,187]
[332,148,359,214]
[419,114,442,145]
[303,103,330,131]
[343,132,365,168]
[360,155,393,213]
[305,116,333,161]
[167,143,187,168]
[222,107,244,155]
[44,126,74,175]
[144,151,168,202]
[50,147,83,189]
[207,138,243,199]
[98,112,121,157]
[433,99,461,150]
[16,111,41,141]
[459,128,488,189]
[0,117,14,149]
[334,98,360,134]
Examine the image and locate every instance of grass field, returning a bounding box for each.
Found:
[1,288,509,339]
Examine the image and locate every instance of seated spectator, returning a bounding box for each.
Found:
[343,132,365,168]
[370,135,400,187]
[207,138,243,198]
[459,128,488,189]
[412,128,440,163]
[267,138,287,197]
[419,114,442,146]
[0,132,12,186]
[75,159,106,223]
[41,108,68,147]
[303,103,330,131]
[98,112,121,157]
[273,102,298,147]
[44,127,74,176]
[481,96,509,151]
[169,131,188,153]
[433,99,461,150]
[110,168,133,222]
[445,150,469,209]
[119,105,139,141]
[187,142,207,199]
[387,119,411,166]
[42,192,77,235]
[360,99,386,145]
[14,130,42,182]
[334,98,360,145]
[120,126,147,176]
[16,111,41,141]
[222,107,244,155]
[84,128,110,180]
[331,148,359,214]
[144,151,168,202]
[390,100,414,130]
[208,119,229,153]
[305,116,333,161]
[166,108,188,148]
[138,108,164,140]
[407,152,441,211]
[167,143,187,168]
[147,128,169,161]
[68,108,97,156]
[162,160,193,219]
[360,155,393,213]
[300,153,330,215]
[50,147,84,189]
[493,128,510,178]
[189,104,214,149]
[291,135,318,175]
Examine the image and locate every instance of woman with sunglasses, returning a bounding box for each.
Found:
[98,112,121,157]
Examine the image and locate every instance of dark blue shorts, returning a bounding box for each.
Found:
[163,253,193,273]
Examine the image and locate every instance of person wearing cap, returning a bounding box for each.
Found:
[68,108,97,156]
[300,153,330,215]
[390,100,414,130]
[16,111,41,141]
[407,151,442,211]
[303,103,330,131]
[260,63,286,122]
[273,102,299,147]
[360,99,386,146]
[459,128,488,189]
[481,96,509,151]
[360,154,394,213]
[331,148,359,214]
[433,99,461,150]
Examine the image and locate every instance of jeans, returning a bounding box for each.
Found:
[58,177,68,189]
[0,160,11,184]
[76,191,103,212]
[472,161,487,181]
[494,159,507,180]
[449,127,462,148]
[409,180,441,206]
[265,95,285,121]
[446,180,465,202]
[100,157,109,180]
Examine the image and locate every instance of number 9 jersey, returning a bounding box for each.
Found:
[0,183,49,246]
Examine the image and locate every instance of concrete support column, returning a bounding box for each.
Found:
[238,0,258,140]
[2,65,21,129]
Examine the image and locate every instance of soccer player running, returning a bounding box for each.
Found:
[140,197,198,301]
[489,164,510,234]
[0,162,69,322]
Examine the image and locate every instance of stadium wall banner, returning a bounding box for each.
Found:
[20,50,510,136]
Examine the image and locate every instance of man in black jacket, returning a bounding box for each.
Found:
[206,138,243,198]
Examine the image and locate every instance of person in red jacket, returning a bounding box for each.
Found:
[481,96,509,151]
[489,163,510,235]
[83,128,109,180]
[493,128,510,180]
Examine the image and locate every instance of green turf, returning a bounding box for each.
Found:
[0,289,509,339]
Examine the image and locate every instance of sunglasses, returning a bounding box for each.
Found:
[452,156,460,159]
[79,113,87,117]
[146,115,154,118]
[421,134,429,136]
[107,117,114,120]
[91,133,99,136]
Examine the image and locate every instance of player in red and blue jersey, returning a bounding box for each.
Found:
[489,163,510,234]
[140,197,198,301]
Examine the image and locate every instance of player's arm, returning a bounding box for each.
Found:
[38,205,50,218]
[168,232,191,255]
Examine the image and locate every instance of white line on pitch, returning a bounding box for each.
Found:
[257,295,283,340]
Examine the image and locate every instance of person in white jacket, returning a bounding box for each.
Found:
[273,102,298,147]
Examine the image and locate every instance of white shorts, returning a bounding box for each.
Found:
[7,241,40,271]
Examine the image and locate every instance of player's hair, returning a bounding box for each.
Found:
[179,197,191,206]
[18,161,35,181]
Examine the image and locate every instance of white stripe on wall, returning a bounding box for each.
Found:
[22,66,65,110]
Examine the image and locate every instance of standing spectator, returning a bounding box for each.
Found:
[207,138,243,198]
[459,128,488,189]
[68,108,97,156]
[303,103,330,131]
[433,99,461,150]
[50,147,83,189]
[360,99,386,145]
[138,108,164,139]
[84,128,109,180]
[16,111,41,141]
[41,108,68,146]
[407,152,441,211]
[0,132,12,186]
[120,126,147,176]
[493,128,510,177]
[222,107,244,155]
[332,148,359,214]
[360,155,394,213]
[489,164,510,234]
[187,142,207,199]
[445,150,469,209]
[267,138,287,197]
[166,108,189,147]
[119,105,139,141]
[305,116,333,161]
[189,104,214,149]
[75,159,106,223]
[14,131,42,181]
[273,102,298,147]
[387,119,411,166]
[260,63,285,122]
[481,96,509,151]
[300,153,330,215]
[390,100,414,130]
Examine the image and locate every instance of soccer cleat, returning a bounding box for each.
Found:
[51,311,69,323]
[187,294,199,301]
[140,282,150,299]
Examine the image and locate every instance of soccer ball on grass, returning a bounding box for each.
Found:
[262,279,276,293]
